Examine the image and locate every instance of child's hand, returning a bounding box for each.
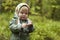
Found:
[22,23,27,28]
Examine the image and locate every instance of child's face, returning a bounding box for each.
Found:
[19,6,29,20]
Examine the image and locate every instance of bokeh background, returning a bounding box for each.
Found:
[0,0,60,40]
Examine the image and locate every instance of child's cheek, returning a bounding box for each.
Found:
[18,13,22,18]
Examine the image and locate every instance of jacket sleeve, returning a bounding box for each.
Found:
[23,19,34,33]
[23,24,34,33]
[9,18,22,33]
[27,24,34,33]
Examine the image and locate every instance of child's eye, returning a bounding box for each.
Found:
[25,13,28,14]
[20,12,23,14]
[20,12,28,15]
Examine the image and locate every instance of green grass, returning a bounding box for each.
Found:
[0,13,60,40]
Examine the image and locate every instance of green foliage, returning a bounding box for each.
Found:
[0,12,60,40]
[0,0,60,20]
[1,0,21,12]
[29,15,60,40]
[0,0,60,40]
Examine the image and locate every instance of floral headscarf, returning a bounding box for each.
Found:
[14,3,30,18]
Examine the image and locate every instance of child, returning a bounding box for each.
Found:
[9,3,34,40]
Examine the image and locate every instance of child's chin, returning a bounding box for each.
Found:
[21,18,27,20]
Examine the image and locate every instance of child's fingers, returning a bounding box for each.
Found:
[22,23,27,28]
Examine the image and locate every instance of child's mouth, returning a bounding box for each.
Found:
[22,16,25,18]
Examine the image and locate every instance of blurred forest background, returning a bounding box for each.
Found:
[0,0,60,40]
